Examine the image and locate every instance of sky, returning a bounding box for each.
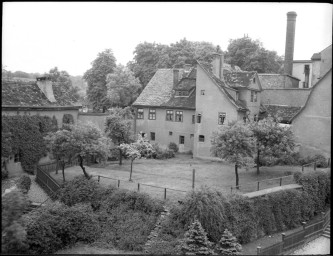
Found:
[2,2,332,76]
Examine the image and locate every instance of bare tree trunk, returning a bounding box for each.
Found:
[129,159,134,181]
[119,148,123,165]
[235,164,239,189]
[256,146,260,175]
[78,155,91,179]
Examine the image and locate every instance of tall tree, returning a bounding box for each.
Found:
[225,36,283,73]
[119,134,154,181]
[45,122,112,179]
[249,116,296,175]
[104,109,134,165]
[106,64,142,107]
[211,121,255,189]
[83,49,117,112]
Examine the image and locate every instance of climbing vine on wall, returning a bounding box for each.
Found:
[1,115,58,174]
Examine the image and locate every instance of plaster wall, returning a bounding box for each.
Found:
[292,62,313,88]
[194,65,239,158]
[239,89,261,119]
[135,108,195,152]
[311,61,321,86]
[320,45,332,78]
[292,70,331,157]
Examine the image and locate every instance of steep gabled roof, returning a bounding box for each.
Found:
[259,104,302,124]
[197,61,248,111]
[1,79,78,107]
[161,88,196,110]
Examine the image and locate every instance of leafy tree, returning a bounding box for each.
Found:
[214,229,242,255]
[211,122,255,189]
[2,65,13,79]
[106,64,142,107]
[119,134,155,181]
[249,116,296,175]
[225,36,283,73]
[180,217,214,255]
[45,122,112,179]
[104,109,134,165]
[83,49,117,112]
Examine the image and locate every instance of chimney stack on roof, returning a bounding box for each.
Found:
[212,53,224,80]
[36,76,57,103]
[284,11,297,76]
[173,69,180,88]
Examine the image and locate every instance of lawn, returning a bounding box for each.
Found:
[49,153,316,201]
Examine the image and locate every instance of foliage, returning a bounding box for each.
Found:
[2,158,9,180]
[62,113,74,127]
[215,229,242,255]
[2,115,57,174]
[83,49,117,112]
[211,121,255,187]
[146,238,181,255]
[24,202,100,254]
[45,121,112,179]
[2,190,30,254]
[180,218,214,255]
[106,64,142,107]
[225,36,283,73]
[168,142,179,153]
[151,143,175,159]
[299,154,328,168]
[17,175,32,194]
[249,117,296,174]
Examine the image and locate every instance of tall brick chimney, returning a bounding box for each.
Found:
[36,76,57,102]
[212,53,224,80]
[284,11,297,75]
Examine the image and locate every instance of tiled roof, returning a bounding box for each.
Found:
[259,104,302,123]
[258,74,299,89]
[223,70,257,88]
[161,88,196,109]
[311,53,321,60]
[175,77,196,91]
[2,79,77,107]
[197,61,248,111]
[132,69,175,107]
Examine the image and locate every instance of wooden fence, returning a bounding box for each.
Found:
[92,175,188,201]
[36,164,61,197]
[257,209,330,255]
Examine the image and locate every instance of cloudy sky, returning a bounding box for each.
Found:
[2,2,332,76]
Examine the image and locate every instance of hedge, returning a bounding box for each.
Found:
[17,175,32,194]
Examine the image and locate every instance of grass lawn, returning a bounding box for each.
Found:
[50,153,318,201]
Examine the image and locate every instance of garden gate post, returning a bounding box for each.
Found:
[164,188,167,200]
[192,169,195,189]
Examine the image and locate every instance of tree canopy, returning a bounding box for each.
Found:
[225,36,284,73]
[106,64,142,107]
[83,49,117,112]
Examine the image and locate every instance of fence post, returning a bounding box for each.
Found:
[257,181,260,191]
[280,177,282,186]
[302,222,306,230]
[314,162,316,170]
[302,165,304,172]
[321,212,325,219]
[192,169,195,189]
[138,183,140,192]
[98,175,100,183]
[282,233,285,242]
[118,180,120,188]
[231,187,233,194]
[164,188,167,200]
[256,246,261,255]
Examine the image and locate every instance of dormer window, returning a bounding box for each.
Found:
[175,91,189,97]
[253,77,256,83]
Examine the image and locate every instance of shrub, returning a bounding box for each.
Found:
[17,175,32,194]
[57,175,101,207]
[24,202,100,254]
[2,190,30,254]
[299,154,328,168]
[253,196,277,236]
[168,142,179,153]
[275,152,301,166]
[146,238,181,255]
[1,166,9,180]
[180,218,214,255]
[215,229,242,255]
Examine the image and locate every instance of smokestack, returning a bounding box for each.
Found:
[212,53,224,80]
[284,11,297,75]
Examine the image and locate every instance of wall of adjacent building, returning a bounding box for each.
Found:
[320,45,332,78]
[135,107,195,152]
[291,70,331,158]
[239,89,261,120]
[261,88,311,107]
[194,65,239,158]
[292,62,313,88]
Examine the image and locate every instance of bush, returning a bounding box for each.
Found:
[1,166,9,180]
[146,238,181,255]
[275,152,301,166]
[17,175,31,194]
[299,154,328,168]
[57,175,101,207]
[24,202,100,254]
[168,142,179,153]
[155,149,175,159]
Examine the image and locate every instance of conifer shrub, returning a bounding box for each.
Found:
[215,229,242,255]
[17,175,32,194]
[180,218,214,255]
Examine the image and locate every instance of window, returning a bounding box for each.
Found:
[190,134,194,139]
[200,90,205,95]
[166,110,173,121]
[149,109,156,120]
[253,77,256,83]
[175,111,183,122]
[197,114,201,123]
[243,116,247,123]
[254,92,257,102]
[254,114,257,122]
[169,131,173,136]
[150,132,155,141]
[192,115,195,124]
[218,112,226,125]
[179,136,185,144]
[176,91,188,96]
[137,108,144,119]
[199,135,205,142]
[14,150,21,163]
[250,91,254,102]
